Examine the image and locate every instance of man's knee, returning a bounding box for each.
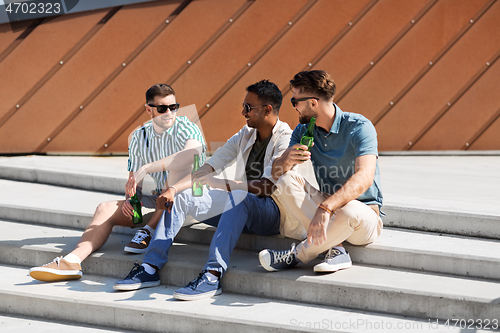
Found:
[95,200,120,215]
[334,200,371,229]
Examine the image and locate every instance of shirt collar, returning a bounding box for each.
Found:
[329,103,343,134]
[249,118,280,144]
[149,119,175,138]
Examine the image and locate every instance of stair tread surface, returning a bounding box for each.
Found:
[1,155,499,217]
[1,220,499,302]
[0,264,492,333]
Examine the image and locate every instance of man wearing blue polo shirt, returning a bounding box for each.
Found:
[259,70,383,273]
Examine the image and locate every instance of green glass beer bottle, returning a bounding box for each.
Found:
[192,154,203,197]
[300,116,315,151]
[130,194,143,225]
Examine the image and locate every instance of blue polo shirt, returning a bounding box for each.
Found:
[290,104,383,208]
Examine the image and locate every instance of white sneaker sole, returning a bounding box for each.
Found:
[173,288,222,301]
[29,268,82,282]
[124,246,147,254]
[258,250,279,272]
[113,280,160,291]
[313,261,352,273]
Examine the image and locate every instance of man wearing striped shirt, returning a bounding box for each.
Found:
[29,84,206,282]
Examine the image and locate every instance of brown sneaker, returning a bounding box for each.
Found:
[29,257,82,282]
[124,228,152,254]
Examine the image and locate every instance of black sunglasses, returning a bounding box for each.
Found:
[243,103,267,113]
[290,97,319,108]
[148,103,180,113]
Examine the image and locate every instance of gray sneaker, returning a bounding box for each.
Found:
[259,243,299,272]
[313,246,352,273]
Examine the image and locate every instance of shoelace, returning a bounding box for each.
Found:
[125,263,142,279]
[187,270,208,290]
[131,229,149,243]
[272,243,297,265]
[324,247,342,261]
[44,257,62,267]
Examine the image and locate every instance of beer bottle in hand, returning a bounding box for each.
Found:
[300,117,315,151]
[130,194,143,224]
[192,154,203,197]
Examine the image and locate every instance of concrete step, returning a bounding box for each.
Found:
[2,178,500,280]
[1,155,499,239]
[3,264,483,333]
[1,220,499,322]
[0,155,132,195]
[0,313,140,333]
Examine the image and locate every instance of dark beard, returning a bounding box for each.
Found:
[299,114,314,124]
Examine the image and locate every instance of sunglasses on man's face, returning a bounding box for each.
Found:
[242,103,267,114]
[148,103,180,113]
[290,97,319,108]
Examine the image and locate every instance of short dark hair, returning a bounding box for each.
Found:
[146,84,175,104]
[246,79,282,114]
[290,70,336,100]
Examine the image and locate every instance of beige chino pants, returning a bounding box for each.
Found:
[276,170,383,264]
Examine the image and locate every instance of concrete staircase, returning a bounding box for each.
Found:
[0,155,499,332]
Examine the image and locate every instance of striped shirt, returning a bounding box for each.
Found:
[128,116,206,193]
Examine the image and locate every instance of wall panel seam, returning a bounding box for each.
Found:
[372,0,497,128]
[466,106,500,150]
[0,19,41,64]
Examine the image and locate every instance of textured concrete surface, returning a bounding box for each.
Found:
[0,265,492,333]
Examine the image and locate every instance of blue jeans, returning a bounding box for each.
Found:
[144,188,230,269]
[204,190,281,276]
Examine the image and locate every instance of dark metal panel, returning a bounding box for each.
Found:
[198,0,373,151]
[374,0,500,151]
[0,0,161,24]
[47,0,247,153]
[0,21,25,56]
[412,52,500,150]
[0,10,107,153]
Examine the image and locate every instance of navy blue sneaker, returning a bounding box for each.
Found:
[259,243,299,272]
[313,246,352,273]
[113,263,160,291]
[173,270,221,301]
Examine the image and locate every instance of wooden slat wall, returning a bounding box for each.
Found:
[0,0,498,154]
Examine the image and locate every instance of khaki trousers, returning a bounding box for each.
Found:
[277,170,383,263]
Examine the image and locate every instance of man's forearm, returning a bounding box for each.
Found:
[271,155,294,180]
[321,169,373,213]
[146,147,201,174]
[164,173,192,194]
